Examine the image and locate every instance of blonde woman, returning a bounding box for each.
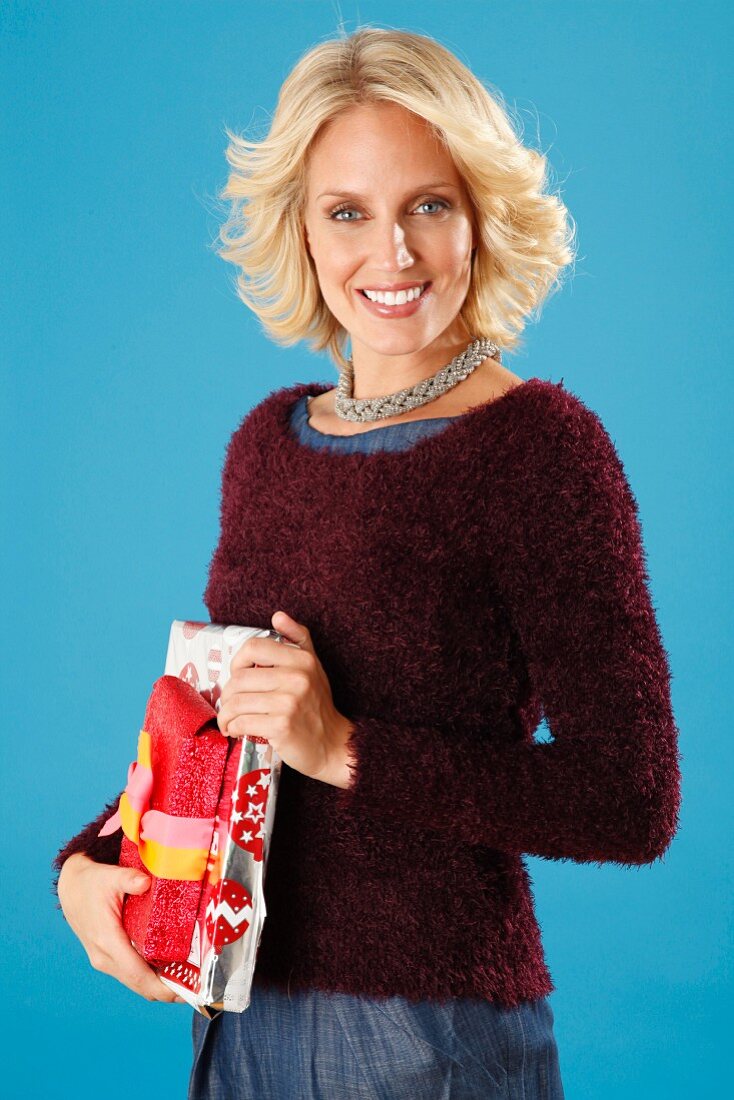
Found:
[54,27,681,1099]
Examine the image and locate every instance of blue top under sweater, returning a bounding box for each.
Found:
[289,391,458,452]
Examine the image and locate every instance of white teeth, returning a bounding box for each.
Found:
[362,283,426,305]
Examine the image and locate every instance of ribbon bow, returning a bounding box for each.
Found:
[99,726,219,882]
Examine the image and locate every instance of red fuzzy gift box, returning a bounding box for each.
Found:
[100,674,233,962]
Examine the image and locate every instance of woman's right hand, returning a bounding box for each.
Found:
[57,852,187,1004]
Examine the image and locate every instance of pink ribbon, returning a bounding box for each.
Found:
[138,809,216,851]
[98,758,153,837]
[97,759,215,851]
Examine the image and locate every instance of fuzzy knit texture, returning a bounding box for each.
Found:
[53,375,682,1008]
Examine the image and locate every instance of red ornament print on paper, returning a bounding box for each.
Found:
[205,878,253,953]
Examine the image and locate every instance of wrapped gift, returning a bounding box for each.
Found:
[98,620,286,1016]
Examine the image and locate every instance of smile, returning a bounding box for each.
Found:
[359,281,429,305]
[355,281,432,317]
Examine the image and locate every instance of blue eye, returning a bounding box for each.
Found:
[330,206,360,221]
[328,198,449,221]
[415,200,448,214]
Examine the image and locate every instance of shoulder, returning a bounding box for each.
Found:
[487,377,638,535]
[480,379,649,606]
[236,381,313,434]
[509,377,625,473]
[221,380,327,460]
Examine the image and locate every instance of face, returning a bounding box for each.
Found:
[302,101,477,370]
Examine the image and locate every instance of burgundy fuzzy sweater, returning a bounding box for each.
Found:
[53,376,682,1008]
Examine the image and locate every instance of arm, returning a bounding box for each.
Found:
[335,394,682,866]
[51,792,123,903]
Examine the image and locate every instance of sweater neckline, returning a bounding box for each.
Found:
[297,391,459,433]
[276,376,545,464]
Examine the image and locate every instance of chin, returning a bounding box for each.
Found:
[351,326,435,357]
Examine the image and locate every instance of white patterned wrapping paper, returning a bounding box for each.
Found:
[155,619,285,1016]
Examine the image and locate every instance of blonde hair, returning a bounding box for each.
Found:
[215,27,576,370]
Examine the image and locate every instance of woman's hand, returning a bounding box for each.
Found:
[216,611,354,788]
[57,853,187,1004]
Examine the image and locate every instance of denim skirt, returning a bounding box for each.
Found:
[187,984,565,1099]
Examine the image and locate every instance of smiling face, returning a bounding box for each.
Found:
[302,101,477,383]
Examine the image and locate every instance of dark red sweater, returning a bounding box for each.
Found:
[53,377,682,1007]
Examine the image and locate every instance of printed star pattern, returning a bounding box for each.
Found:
[228,769,271,862]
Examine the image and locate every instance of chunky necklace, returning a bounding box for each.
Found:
[334,337,502,422]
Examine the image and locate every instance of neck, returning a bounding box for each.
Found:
[346,325,475,400]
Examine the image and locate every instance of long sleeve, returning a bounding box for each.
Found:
[335,393,682,867]
[51,792,123,903]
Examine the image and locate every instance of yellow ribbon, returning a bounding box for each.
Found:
[118,729,215,881]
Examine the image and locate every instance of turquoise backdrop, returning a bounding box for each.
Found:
[3,1,730,1096]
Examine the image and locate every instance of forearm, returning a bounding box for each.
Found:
[332,709,681,865]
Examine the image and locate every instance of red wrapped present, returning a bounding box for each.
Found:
[98,622,285,1015]
[99,674,238,964]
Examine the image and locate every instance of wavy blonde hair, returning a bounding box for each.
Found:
[215,26,576,370]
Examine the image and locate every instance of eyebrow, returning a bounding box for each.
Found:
[316,181,459,201]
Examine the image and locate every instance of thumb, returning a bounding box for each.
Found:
[271,610,312,652]
[121,867,151,894]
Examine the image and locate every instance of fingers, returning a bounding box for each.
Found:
[231,635,303,674]
[89,921,182,1003]
[61,858,184,1004]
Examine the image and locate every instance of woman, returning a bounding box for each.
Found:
[54,27,682,1099]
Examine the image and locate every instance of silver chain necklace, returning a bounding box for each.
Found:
[334,337,502,422]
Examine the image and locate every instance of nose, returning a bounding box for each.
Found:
[369,219,415,272]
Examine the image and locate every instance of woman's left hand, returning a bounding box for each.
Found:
[216,611,353,787]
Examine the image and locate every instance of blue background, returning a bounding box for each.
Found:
[3,1,731,1096]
